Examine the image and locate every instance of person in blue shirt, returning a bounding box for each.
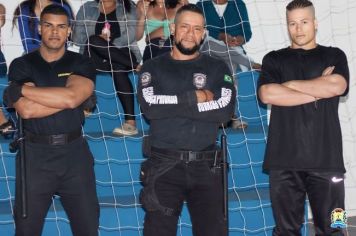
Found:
[0,3,15,137]
[197,0,251,43]
[197,0,260,129]
[0,3,6,76]
[12,0,74,54]
[196,0,260,72]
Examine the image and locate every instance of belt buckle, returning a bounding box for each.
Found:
[50,134,66,145]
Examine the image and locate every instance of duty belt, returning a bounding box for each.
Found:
[151,146,220,162]
[25,130,82,145]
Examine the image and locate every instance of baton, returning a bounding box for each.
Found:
[18,117,27,218]
[3,85,27,217]
[220,134,229,235]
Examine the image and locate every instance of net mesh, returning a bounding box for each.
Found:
[0,0,356,235]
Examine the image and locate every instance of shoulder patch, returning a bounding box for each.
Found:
[224,74,233,84]
[140,72,152,86]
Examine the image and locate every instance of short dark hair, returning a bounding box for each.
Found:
[40,4,71,25]
[174,3,204,24]
[286,0,313,11]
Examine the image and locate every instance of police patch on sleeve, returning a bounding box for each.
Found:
[193,73,207,89]
[224,74,233,84]
[140,72,152,86]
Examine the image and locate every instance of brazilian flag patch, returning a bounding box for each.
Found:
[224,74,233,84]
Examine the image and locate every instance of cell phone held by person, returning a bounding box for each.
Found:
[102,22,111,39]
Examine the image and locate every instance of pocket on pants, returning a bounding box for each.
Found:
[139,157,177,215]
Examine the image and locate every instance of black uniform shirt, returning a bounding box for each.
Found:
[138,53,236,151]
[8,50,96,135]
[258,45,349,172]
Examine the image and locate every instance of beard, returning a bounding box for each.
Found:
[175,40,200,55]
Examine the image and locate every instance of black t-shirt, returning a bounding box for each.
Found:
[258,45,349,173]
[95,10,121,40]
[138,53,236,151]
[8,50,96,135]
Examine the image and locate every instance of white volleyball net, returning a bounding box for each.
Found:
[0,0,356,235]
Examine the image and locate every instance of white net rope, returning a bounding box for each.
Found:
[0,0,356,235]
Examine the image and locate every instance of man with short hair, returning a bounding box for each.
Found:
[5,4,99,236]
[258,0,349,235]
[138,4,236,236]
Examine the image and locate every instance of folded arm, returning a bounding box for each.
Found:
[259,83,316,106]
[138,85,198,120]
[283,70,347,99]
[14,97,62,119]
[21,74,94,109]
[138,62,235,122]
[259,58,347,106]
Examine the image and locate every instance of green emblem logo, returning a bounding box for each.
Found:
[224,75,233,83]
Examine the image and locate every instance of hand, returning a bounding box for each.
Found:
[230,36,245,47]
[203,90,214,101]
[218,33,232,46]
[195,90,214,103]
[137,0,151,18]
[195,90,207,103]
[219,33,244,47]
[24,82,35,87]
[322,66,335,76]
[99,33,110,41]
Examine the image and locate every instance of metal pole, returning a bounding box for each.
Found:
[18,117,27,218]
[221,134,229,235]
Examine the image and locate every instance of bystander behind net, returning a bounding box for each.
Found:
[0,0,355,235]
